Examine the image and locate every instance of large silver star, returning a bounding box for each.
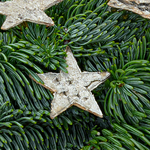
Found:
[0,0,63,30]
[31,47,110,119]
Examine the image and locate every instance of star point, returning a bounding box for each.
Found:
[0,0,63,30]
[31,47,110,119]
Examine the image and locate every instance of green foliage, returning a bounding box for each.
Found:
[82,26,150,150]
[13,23,68,72]
[0,31,55,110]
[0,0,150,149]
[51,0,150,56]
[82,123,150,150]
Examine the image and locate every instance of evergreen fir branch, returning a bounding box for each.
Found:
[47,0,150,57]
[12,23,68,72]
[82,31,150,149]
[0,32,55,110]
[0,0,150,149]
[82,123,150,150]
[0,101,97,150]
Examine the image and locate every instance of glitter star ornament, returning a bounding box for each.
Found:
[31,47,110,119]
[108,0,150,20]
[0,0,63,30]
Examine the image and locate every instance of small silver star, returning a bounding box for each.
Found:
[0,0,63,30]
[108,0,150,20]
[31,47,110,119]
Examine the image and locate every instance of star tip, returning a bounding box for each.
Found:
[50,20,55,26]
[99,114,103,118]
[93,111,103,118]
[1,26,7,30]
[99,71,111,78]
[106,71,111,76]
[51,22,55,26]
[50,113,56,119]
[50,116,54,119]
[66,46,71,52]
[45,21,54,27]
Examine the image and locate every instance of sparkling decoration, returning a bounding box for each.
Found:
[31,47,110,119]
[0,0,63,30]
[108,0,150,20]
